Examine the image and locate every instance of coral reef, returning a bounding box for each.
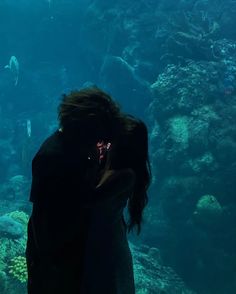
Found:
[192,194,224,232]
[8,256,27,284]
[131,243,195,294]
[147,57,236,293]
[0,236,27,293]
[0,271,8,293]
[0,211,29,293]
[6,211,29,229]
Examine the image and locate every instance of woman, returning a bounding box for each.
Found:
[80,114,151,293]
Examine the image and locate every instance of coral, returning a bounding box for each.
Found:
[0,260,6,272]
[0,237,26,293]
[131,243,194,294]
[193,194,223,228]
[8,256,27,283]
[195,194,222,214]
[169,116,189,149]
[188,152,218,173]
[6,211,29,229]
[0,237,26,264]
[0,270,8,292]
[150,61,224,119]
[0,231,27,292]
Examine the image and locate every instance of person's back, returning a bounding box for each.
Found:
[26,87,122,293]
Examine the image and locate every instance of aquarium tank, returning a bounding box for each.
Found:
[0,0,236,293]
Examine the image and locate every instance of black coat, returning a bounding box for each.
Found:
[26,130,135,294]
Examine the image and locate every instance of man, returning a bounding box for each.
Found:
[26,87,122,293]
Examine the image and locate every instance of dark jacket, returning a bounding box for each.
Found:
[26,130,135,294]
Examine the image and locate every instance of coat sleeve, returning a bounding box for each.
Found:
[29,153,62,256]
[29,153,64,203]
[28,153,80,258]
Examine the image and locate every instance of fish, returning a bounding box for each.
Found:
[47,0,52,8]
[4,55,19,86]
[26,119,32,137]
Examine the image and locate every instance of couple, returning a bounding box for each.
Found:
[26,87,151,294]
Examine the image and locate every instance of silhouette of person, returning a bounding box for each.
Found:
[26,87,151,293]
[79,114,151,294]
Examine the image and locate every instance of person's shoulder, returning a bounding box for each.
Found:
[31,130,65,176]
[33,130,63,162]
[38,130,63,154]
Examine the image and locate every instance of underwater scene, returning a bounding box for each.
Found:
[0,0,236,293]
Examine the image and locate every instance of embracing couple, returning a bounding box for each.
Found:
[26,87,151,294]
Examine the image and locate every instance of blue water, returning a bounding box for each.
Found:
[0,1,236,293]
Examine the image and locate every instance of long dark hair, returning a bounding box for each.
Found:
[108,115,151,235]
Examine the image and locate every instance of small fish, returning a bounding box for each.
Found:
[47,0,52,8]
[4,55,19,86]
[26,119,31,137]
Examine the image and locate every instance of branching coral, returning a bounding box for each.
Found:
[8,256,27,284]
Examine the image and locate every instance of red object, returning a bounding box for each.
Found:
[96,141,111,163]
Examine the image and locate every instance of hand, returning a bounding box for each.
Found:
[96,169,115,188]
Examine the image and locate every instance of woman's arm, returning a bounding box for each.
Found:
[86,168,136,204]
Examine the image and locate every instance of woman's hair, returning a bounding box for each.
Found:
[58,88,150,234]
[58,87,121,142]
[109,115,151,235]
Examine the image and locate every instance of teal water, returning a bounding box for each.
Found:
[0,1,236,293]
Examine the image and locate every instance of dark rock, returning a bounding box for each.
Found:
[0,215,24,239]
[100,55,151,116]
[131,243,195,294]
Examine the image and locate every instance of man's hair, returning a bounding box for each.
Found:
[58,87,121,141]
